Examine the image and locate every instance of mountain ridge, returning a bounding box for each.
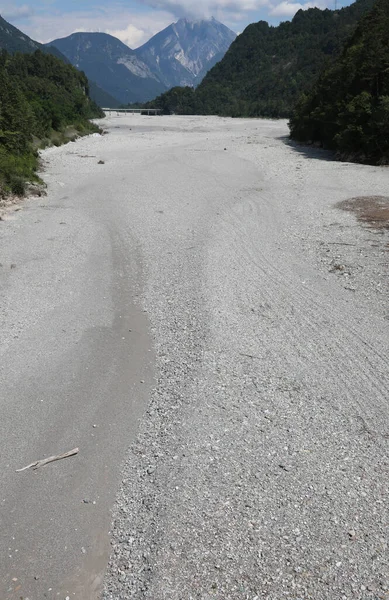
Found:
[47,17,236,105]
[135,17,236,89]
[0,14,120,107]
[195,0,376,116]
[146,0,376,117]
[0,14,67,61]
[47,31,164,104]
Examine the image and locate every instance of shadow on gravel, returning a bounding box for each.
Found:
[278,135,336,162]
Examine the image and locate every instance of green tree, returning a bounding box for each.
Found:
[289,0,389,164]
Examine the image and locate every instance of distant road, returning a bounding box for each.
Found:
[1,115,388,600]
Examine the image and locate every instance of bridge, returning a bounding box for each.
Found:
[102,107,163,116]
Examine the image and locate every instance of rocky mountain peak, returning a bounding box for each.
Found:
[136,17,236,88]
[47,17,236,105]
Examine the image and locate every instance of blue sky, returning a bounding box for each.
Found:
[1,0,354,48]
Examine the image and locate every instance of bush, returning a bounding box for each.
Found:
[0,146,37,195]
[9,175,26,196]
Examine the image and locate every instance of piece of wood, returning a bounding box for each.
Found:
[16,448,79,472]
[240,352,261,360]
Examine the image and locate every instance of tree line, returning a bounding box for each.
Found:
[145,0,389,164]
[145,0,374,118]
[0,50,103,196]
[289,0,389,164]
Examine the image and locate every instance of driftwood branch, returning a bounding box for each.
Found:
[16,448,79,472]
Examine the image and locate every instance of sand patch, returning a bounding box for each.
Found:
[337,196,389,230]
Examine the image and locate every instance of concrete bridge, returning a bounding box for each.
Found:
[102,108,162,116]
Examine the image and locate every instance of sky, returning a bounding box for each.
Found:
[1,0,354,48]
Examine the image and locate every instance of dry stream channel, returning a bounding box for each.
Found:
[0,116,388,600]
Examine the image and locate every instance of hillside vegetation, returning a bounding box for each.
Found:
[289,0,389,164]
[147,0,374,117]
[0,50,103,196]
[0,15,117,109]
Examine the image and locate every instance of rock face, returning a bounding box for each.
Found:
[47,18,236,105]
[136,17,237,89]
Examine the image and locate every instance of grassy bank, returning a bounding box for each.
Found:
[1,123,102,197]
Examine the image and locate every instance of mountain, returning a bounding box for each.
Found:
[0,14,119,107]
[136,17,236,89]
[147,0,375,117]
[289,0,389,164]
[47,18,236,105]
[0,14,39,53]
[197,0,375,117]
[0,14,65,59]
[88,80,122,108]
[47,32,165,104]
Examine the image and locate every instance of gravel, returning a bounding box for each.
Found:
[101,116,389,600]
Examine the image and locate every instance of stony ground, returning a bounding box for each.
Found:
[100,117,389,600]
[1,115,387,600]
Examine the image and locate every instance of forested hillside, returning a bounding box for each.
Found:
[47,32,165,105]
[0,15,118,108]
[145,86,197,114]
[0,50,103,196]
[289,0,389,164]
[147,0,374,117]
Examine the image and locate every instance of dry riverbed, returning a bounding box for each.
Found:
[0,116,388,600]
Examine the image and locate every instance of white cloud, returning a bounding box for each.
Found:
[107,23,148,48]
[138,0,269,20]
[22,8,175,48]
[269,0,325,16]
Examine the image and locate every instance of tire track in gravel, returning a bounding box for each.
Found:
[192,178,389,598]
[222,189,389,434]
[104,117,388,600]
